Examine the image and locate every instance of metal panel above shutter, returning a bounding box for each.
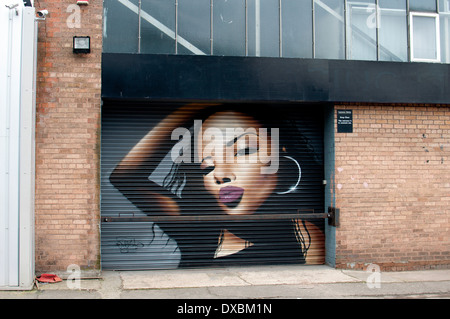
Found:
[101,102,325,270]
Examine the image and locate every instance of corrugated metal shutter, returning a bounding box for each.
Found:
[101,102,325,270]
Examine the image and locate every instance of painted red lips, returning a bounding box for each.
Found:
[219,186,244,206]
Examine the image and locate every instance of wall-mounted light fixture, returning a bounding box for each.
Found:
[36,9,48,20]
[73,36,90,54]
[77,0,89,5]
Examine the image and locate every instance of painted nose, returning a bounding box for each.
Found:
[213,163,235,185]
[216,177,232,185]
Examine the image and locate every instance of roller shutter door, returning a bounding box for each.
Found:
[101,102,325,270]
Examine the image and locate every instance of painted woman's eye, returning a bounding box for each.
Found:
[235,147,258,157]
[201,165,215,175]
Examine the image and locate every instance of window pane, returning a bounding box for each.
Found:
[412,15,438,60]
[440,0,450,12]
[378,0,407,61]
[314,0,345,59]
[140,0,176,54]
[103,0,139,53]
[247,0,279,57]
[440,0,450,63]
[282,0,312,58]
[178,0,211,55]
[213,0,246,56]
[409,0,437,12]
[379,0,404,10]
[441,15,450,62]
[347,0,377,61]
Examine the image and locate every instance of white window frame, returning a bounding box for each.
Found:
[409,12,441,62]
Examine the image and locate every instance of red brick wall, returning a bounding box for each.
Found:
[334,104,450,271]
[34,0,102,272]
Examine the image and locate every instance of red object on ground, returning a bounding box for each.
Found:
[36,274,63,283]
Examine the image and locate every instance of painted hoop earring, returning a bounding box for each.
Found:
[276,156,301,195]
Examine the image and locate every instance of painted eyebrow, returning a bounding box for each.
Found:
[225,132,258,147]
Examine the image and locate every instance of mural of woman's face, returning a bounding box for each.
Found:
[198,111,278,215]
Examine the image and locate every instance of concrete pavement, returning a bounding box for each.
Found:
[1,265,449,299]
